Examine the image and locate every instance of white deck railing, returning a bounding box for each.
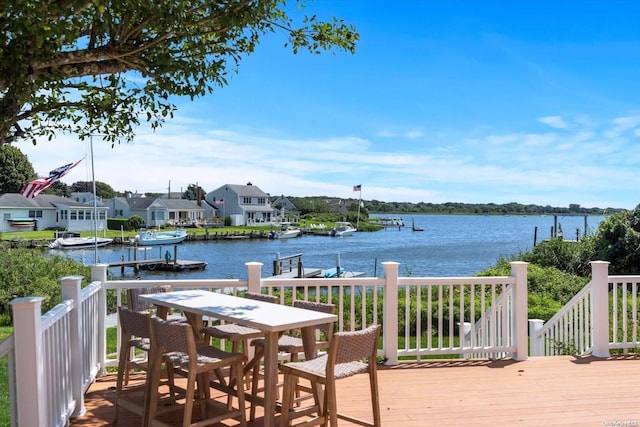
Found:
[530,261,640,357]
[5,259,637,425]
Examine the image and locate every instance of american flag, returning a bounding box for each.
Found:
[215,199,224,205]
[353,184,362,191]
[20,159,83,198]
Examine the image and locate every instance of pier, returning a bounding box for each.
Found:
[107,245,207,274]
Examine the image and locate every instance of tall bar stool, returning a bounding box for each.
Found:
[247,300,335,420]
[146,316,247,427]
[113,307,153,423]
[279,324,382,427]
[200,292,279,410]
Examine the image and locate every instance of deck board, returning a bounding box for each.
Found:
[70,355,640,426]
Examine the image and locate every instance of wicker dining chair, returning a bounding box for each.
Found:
[127,285,174,312]
[200,291,279,409]
[247,300,335,420]
[279,324,382,427]
[146,316,247,427]
[113,307,155,423]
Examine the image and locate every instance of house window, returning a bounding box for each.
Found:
[70,210,77,220]
[243,197,251,204]
[79,210,85,220]
[28,210,43,218]
[99,211,106,220]
[258,198,266,204]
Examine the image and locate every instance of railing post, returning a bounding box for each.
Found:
[10,296,46,427]
[528,319,544,356]
[591,261,611,358]
[459,322,471,359]
[60,275,85,417]
[246,262,263,293]
[91,264,108,375]
[510,261,529,361]
[382,262,399,365]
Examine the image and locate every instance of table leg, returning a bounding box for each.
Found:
[154,305,168,320]
[262,331,279,427]
[183,312,205,343]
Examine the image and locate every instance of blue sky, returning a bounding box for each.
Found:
[17,1,640,209]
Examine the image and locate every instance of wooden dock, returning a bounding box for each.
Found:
[107,259,207,273]
[108,244,207,273]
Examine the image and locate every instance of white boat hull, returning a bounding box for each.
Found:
[331,222,357,237]
[275,229,301,239]
[134,230,188,246]
[48,237,114,249]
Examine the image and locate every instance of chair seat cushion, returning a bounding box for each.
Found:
[164,346,245,370]
[281,354,369,380]
[252,334,304,352]
[202,323,263,340]
[130,337,151,351]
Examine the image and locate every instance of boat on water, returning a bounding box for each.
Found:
[376,216,405,227]
[412,218,424,232]
[7,218,37,228]
[133,229,188,246]
[330,221,357,237]
[270,224,301,239]
[48,236,114,249]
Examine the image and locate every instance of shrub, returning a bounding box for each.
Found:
[478,259,588,322]
[0,248,92,326]
[592,207,640,274]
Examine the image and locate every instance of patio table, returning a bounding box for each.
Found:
[139,289,337,427]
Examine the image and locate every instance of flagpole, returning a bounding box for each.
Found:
[356,188,362,229]
[90,135,98,264]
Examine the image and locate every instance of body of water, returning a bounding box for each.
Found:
[62,214,605,280]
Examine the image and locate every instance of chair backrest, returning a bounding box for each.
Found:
[149,316,196,355]
[118,307,151,338]
[293,300,336,337]
[127,285,172,312]
[245,292,279,304]
[331,324,381,365]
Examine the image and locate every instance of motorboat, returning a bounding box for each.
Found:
[133,229,188,246]
[376,216,405,228]
[330,221,357,237]
[7,218,37,228]
[48,236,114,249]
[270,224,301,239]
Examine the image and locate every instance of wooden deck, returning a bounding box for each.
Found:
[71,355,640,427]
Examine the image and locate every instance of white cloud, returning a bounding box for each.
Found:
[14,107,640,210]
[538,116,568,129]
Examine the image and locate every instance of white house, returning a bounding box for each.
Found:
[0,193,109,232]
[104,196,204,227]
[271,195,299,217]
[205,182,275,225]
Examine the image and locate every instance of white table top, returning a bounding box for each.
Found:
[139,289,337,332]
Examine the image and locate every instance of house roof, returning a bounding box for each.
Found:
[122,197,157,210]
[0,193,95,209]
[224,184,270,198]
[161,199,203,210]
